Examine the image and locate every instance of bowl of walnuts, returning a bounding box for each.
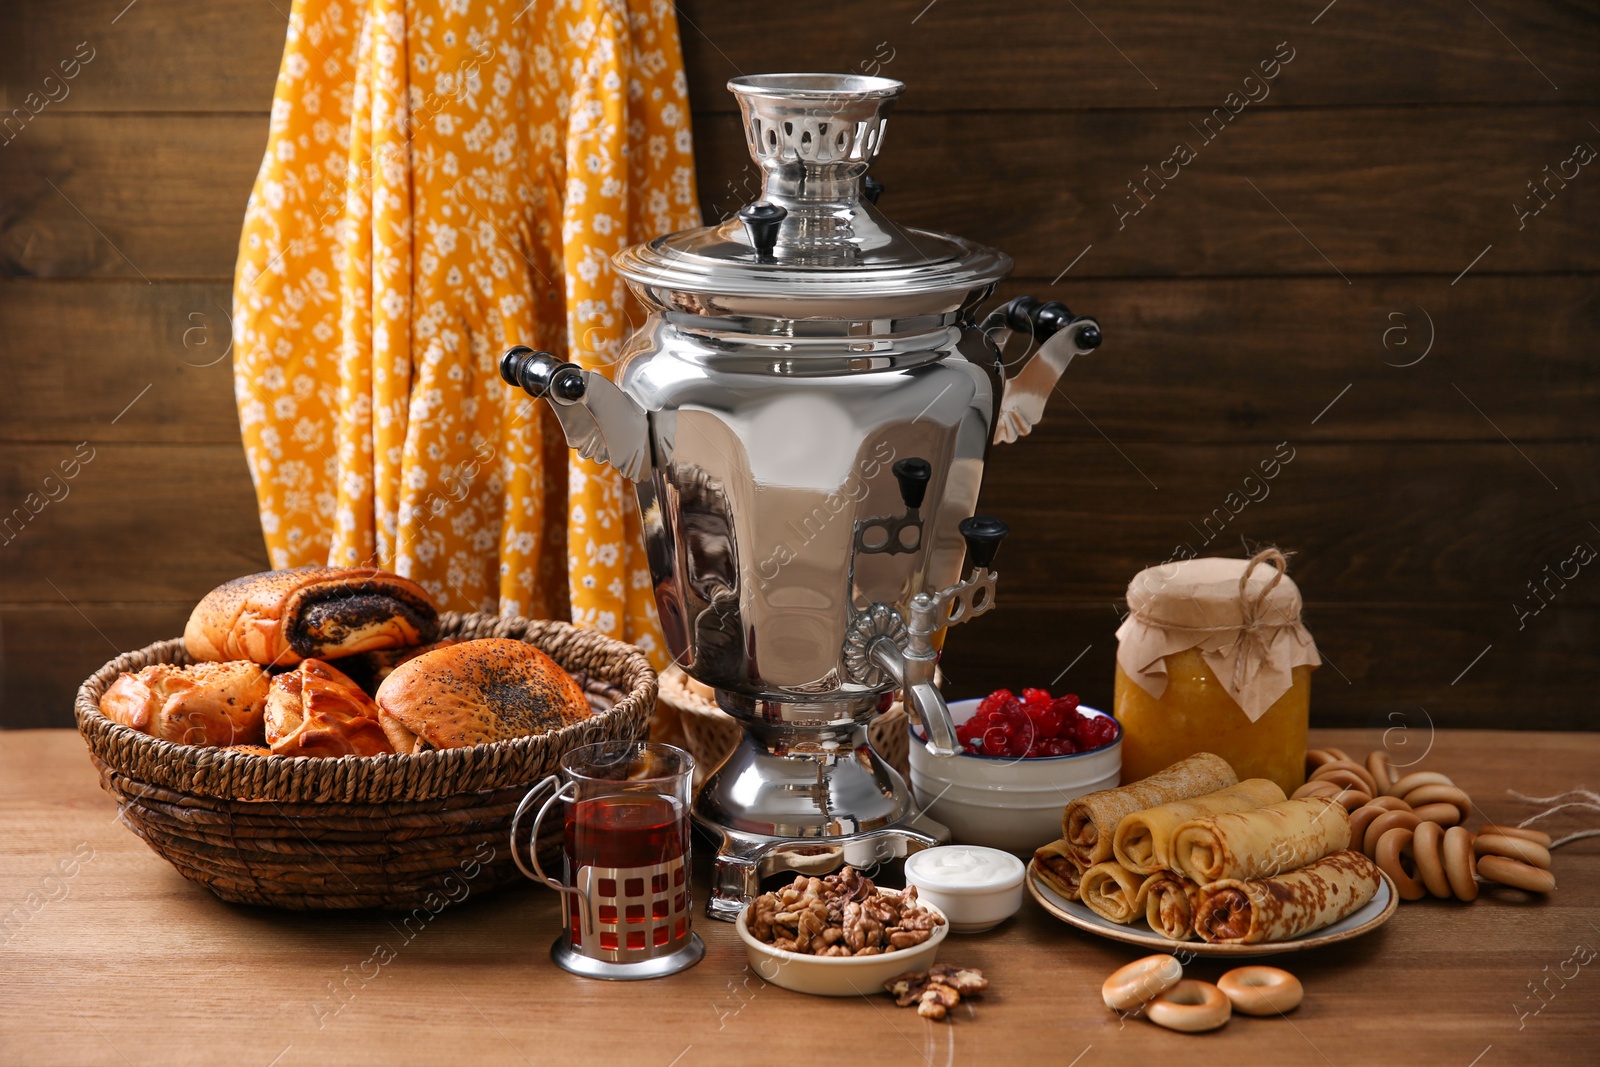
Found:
[735,866,950,997]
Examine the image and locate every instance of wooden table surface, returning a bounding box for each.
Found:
[3,727,1597,1066]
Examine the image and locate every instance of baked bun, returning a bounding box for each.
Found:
[341,639,462,694]
[264,659,393,758]
[184,566,439,667]
[99,661,270,747]
[375,638,590,753]
[223,744,275,757]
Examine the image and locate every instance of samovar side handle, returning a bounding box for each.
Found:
[982,297,1104,446]
[500,346,653,481]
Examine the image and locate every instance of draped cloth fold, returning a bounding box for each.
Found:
[233,0,699,667]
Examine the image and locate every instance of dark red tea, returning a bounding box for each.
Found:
[564,794,688,872]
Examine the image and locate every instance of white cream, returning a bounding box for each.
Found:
[905,846,1024,891]
[904,846,1026,933]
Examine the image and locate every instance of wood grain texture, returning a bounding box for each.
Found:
[978,441,1599,605]
[11,0,1599,113]
[0,114,264,279]
[8,105,1600,281]
[2,728,1596,1065]
[0,604,193,730]
[0,443,269,605]
[1,0,1596,736]
[0,280,240,443]
[938,603,1600,732]
[677,0,1600,111]
[6,275,1592,445]
[694,104,1600,279]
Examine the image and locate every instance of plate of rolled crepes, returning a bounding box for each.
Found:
[1028,752,1397,955]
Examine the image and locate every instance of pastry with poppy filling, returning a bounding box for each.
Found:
[184,566,438,667]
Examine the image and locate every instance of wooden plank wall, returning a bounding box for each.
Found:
[1,1,1596,729]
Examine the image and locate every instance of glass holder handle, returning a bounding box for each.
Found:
[510,775,578,894]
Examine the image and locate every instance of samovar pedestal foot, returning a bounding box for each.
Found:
[698,815,950,922]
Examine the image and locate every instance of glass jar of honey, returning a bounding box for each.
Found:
[1112,550,1320,795]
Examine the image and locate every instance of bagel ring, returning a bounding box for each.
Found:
[1366,750,1397,790]
[1473,834,1552,870]
[1386,770,1454,799]
[1102,954,1183,1011]
[1292,779,1344,801]
[1363,809,1422,857]
[1475,824,1551,847]
[1217,966,1304,1016]
[1332,788,1374,812]
[1147,979,1232,1032]
[1310,759,1379,794]
[1410,802,1464,827]
[1478,854,1556,894]
[1411,821,1452,898]
[1305,748,1350,770]
[1349,803,1390,850]
[1375,827,1427,900]
[1441,826,1478,901]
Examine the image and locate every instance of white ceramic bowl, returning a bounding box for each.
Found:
[734,891,949,997]
[909,699,1121,855]
[904,845,1026,933]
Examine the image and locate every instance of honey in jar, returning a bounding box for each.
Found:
[1112,550,1319,795]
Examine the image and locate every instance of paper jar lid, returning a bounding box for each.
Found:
[1114,549,1321,723]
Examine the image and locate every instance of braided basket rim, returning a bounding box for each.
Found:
[74,611,657,804]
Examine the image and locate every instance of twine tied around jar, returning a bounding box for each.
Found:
[1115,547,1320,722]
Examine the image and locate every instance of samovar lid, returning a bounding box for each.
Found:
[613,74,1012,306]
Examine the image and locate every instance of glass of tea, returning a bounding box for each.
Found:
[511,741,704,980]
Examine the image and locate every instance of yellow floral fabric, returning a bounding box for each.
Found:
[234,0,698,666]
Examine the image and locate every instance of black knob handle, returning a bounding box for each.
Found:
[500,346,585,401]
[739,201,787,261]
[891,458,932,510]
[1077,322,1103,350]
[863,176,885,204]
[959,515,1008,570]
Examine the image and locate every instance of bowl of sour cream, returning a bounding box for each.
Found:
[903,845,1027,933]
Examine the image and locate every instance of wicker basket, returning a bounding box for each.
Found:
[657,667,910,788]
[75,612,655,910]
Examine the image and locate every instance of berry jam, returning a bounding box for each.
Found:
[953,687,1119,758]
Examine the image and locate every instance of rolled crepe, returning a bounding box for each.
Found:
[1032,839,1085,901]
[1062,752,1238,866]
[1194,849,1383,944]
[1170,796,1351,884]
[1144,873,1201,941]
[1113,778,1288,875]
[1080,862,1156,925]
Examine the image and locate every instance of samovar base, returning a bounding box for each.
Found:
[698,816,950,923]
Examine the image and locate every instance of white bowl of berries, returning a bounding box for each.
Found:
[908,689,1121,855]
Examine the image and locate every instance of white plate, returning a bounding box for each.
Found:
[1026,861,1397,957]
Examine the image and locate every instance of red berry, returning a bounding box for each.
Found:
[1022,688,1053,707]
[978,689,1015,716]
[1037,709,1063,737]
[982,727,1009,752]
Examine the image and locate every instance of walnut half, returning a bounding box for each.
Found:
[882,964,989,1023]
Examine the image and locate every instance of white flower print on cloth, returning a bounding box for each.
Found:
[234,0,699,664]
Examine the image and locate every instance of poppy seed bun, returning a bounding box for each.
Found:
[374,639,590,752]
[185,566,439,667]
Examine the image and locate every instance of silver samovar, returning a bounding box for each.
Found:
[502,73,1103,919]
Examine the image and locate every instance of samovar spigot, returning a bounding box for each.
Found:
[861,515,1009,758]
